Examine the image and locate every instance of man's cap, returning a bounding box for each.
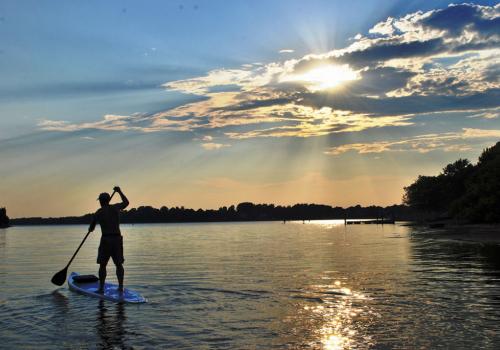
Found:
[97,192,111,202]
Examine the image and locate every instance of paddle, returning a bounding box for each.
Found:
[51,190,116,286]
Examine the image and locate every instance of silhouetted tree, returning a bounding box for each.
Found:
[452,142,500,222]
[441,159,473,205]
[403,175,445,213]
[404,141,500,223]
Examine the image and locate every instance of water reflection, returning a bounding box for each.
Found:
[96,300,127,350]
[316,282,369,350]
[404,232,500,347]
[51,290,69,313]
[4,224,500,348]
[307,220,346,228]
[411,235,500,272]
[286,275,371,349]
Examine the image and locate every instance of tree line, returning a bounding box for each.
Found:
[403,141,500,223]
[10,203,416,225]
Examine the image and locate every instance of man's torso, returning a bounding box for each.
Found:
[95,204,122,236]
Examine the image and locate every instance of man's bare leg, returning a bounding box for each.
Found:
[97,263,107,293]
[116,263,124,293]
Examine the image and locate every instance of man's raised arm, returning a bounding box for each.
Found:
[114,186,129,210]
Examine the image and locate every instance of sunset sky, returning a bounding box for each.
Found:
[1,0,499,217]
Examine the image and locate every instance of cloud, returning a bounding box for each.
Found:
[198,135,231,150]
[223,107,413,139]
[201,142,230,150]
[38,114,157,132]
[324,128,500,155]
[39,3,500,142]
[462,127,500,138]
[369,17,396,36]
[279,49,295,53]
[467,108,499,119]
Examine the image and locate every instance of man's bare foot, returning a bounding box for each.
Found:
[96,288,104,294]
[118,285,124,294]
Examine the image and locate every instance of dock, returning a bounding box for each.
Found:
[345,218,395,225]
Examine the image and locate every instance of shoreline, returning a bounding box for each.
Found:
[5,218,398,227]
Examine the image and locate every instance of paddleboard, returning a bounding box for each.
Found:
[68,272,147,303]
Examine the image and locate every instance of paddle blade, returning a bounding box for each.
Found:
[51,267,68,286]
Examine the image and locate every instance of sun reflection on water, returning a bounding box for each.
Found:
[295,277,371,349]
[308,220,346,227]
[323,334,348,350]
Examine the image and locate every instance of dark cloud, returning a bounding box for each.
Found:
[411,76,469,95]
[221,97,292,112]
[452,40,500,53]
[422,4,481,35]
[345,67,416,95]
[206,86,500,118]
[293,38,445,71]
[483,62,500,83]
[299,88,500,116]
[344,38,444,67]
[474,16,500,37]
[422,4,500,37]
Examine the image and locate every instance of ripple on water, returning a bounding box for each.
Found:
[2,223,500,348]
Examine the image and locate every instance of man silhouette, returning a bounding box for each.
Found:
[89,186,129,293]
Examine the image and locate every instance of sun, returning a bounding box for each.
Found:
[282,64,359,91]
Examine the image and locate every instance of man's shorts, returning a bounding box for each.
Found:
[97,235,124,265]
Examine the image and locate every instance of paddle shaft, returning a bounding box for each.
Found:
[65,231,91,269]
[64,190,116,269]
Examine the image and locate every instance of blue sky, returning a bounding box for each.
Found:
[0,0,499,217]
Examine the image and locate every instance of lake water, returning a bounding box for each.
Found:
[1,221,500,349]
